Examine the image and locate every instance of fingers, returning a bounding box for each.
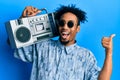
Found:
[22,6,41,17]
[22,8,27,17]
[26,6,41,17]
[102,34,115,49]
[102,34,116,56]
[102,37,110,48]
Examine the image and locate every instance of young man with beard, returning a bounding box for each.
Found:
[14,5,115,80]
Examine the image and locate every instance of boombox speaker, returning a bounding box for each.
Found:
[5,11,59,48]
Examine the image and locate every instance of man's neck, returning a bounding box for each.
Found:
[59,39,76,46]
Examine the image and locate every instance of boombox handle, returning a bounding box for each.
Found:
[38,8,48,14]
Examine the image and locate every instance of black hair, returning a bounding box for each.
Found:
[55,4,87,25]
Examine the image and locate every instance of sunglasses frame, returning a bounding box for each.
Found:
[57,19,76,28]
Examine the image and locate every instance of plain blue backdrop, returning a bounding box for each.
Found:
[0,0,120,80]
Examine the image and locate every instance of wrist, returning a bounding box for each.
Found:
[105,49,112,57]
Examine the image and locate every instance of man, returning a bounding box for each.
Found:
[14,5,115,80]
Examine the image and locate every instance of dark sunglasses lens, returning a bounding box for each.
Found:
[68,21,74,28]
[58,20,64,27]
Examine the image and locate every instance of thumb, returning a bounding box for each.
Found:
[110,34,116,40]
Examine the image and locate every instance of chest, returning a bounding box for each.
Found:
[38,48,86,79]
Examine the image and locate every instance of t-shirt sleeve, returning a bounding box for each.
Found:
[14,44,36,62]
[14,39,52,63]
[85,51,101,80]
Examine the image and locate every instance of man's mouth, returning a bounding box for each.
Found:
[61,31,70,40]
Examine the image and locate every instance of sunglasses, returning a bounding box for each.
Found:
[57,20,76,28]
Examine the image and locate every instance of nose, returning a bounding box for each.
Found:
[63,23,69,29]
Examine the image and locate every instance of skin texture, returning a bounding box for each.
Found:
[21,6,115,80]
[98,34,115,80]
[58,12,80,46]
[20,6,41,18]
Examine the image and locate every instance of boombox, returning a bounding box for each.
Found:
[5,12,59,48]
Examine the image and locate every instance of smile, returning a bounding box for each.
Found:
[61,31,70,39]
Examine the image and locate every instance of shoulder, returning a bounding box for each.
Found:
[75,45,98,66]
[75,45,92,54]
[35,39,58,47]
[75,44,95,59]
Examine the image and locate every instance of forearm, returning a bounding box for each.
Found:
[98,50,112,80]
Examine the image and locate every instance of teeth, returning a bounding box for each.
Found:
[62,32,69,35]
[61,31,70,39]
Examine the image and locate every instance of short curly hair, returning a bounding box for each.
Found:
[55,4,87,26]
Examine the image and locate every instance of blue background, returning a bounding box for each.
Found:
[0,0,120,80]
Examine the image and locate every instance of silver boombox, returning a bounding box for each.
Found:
[5,10,59,48]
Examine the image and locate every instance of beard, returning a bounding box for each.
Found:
[60,40,69,45]
[59,37,76,45]
[59,37,69,45]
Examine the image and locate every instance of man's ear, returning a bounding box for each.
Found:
[77,25,80,32]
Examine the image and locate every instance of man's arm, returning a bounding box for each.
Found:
[98,34,115,80]
[11,6,41,62]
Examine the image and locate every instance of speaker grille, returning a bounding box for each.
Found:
[16,27,31,43]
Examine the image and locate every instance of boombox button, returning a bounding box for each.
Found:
[36,18,39,21]
[17,19,23,25]
[29,20,32,23]
[40,17,44,20]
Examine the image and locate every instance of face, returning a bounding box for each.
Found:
[58,12,80,46]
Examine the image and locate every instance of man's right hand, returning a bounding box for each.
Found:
[20,6,41,18]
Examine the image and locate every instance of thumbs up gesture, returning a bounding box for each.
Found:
[102,34,115,56]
